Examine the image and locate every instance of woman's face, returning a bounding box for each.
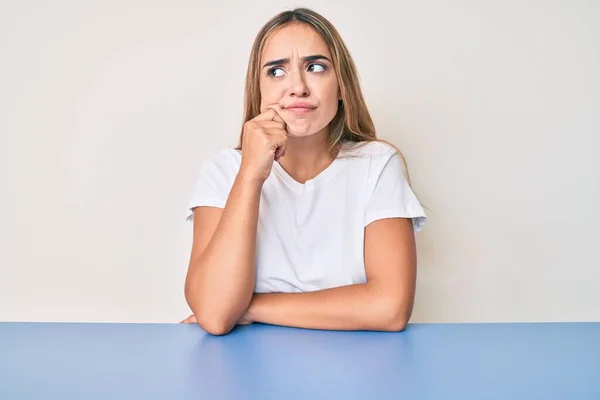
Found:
[259,23,340,137]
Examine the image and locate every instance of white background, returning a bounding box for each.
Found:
[1,0,599,323]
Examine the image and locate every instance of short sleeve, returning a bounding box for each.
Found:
[365,151,427,232]
[185,148,240,223]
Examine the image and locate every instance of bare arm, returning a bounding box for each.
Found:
[184,108,287,335]
[184,173,262,335]
[244,217,417,331]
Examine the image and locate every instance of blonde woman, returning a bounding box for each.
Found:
[181,8,427,335]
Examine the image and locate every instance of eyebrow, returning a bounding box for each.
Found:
[262,54,332,69]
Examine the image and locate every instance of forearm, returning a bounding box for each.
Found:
[247,282,411,332]
[185,172,262,334]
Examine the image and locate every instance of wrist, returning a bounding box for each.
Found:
[236,168,265,187]
[246,293,265,322]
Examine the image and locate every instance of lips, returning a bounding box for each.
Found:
[284,103,317,114]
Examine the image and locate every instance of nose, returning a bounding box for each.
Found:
[287,68,310,98]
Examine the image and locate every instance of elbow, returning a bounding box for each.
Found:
[195,315,235,336]
[382,316,409,332]
[188,298,237,335]
[184,292,235,337]
[186,298,238,336]
[184,277,234,335]
[373,298,411,332]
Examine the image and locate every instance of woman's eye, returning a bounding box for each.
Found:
[308,63,326,73]
[268,67,285,77]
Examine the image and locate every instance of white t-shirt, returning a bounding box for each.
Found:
[186,140,427,293]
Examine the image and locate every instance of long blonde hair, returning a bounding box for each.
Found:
[237,8,414,186]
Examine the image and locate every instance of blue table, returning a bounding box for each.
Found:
[1,322,599,399]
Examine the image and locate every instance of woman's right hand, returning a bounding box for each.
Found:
[239,107,287,183]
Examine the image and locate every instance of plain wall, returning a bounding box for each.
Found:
[1,0,599,323]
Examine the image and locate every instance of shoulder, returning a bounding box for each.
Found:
[186,147,241,218]
[204,147,242,167]
[341,140,398,160]
[341,140,403,176]
[199,147,242,176]
[190,147,242,191]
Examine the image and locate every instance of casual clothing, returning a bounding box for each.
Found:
[186,140,426,293]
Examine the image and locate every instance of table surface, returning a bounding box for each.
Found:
[1,322,599,400]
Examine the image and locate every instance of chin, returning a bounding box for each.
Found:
[286,122,327,138]
[286,128,316,137]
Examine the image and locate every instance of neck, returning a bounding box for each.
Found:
[278,126,337,184]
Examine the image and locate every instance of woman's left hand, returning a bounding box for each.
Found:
[180,314,197,324]
[237,313,253,326]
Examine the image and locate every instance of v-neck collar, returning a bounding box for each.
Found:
[272,143,349,194]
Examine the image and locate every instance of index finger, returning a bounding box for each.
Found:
[265,104,285,123]
[253,108,277,122]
